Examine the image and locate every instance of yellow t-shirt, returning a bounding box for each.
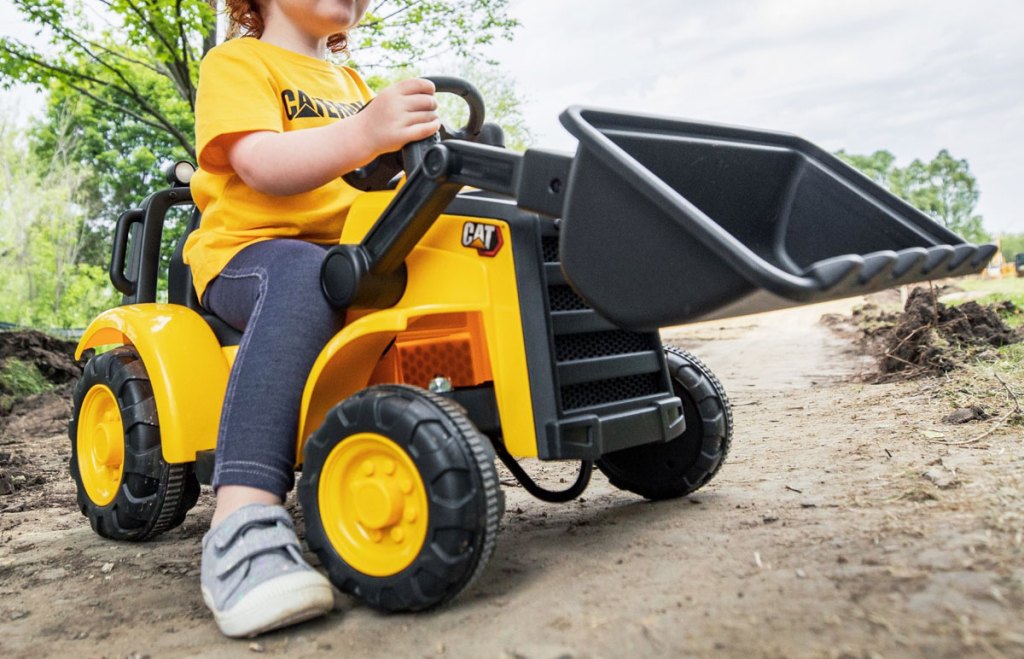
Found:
[184,37,374,301]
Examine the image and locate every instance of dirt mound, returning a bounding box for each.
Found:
[0,330,82,386]
[0,329,81,427]
[859,287,1022,379]
[0,330,79,502]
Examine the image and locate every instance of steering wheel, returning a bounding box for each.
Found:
[343,76,486,191]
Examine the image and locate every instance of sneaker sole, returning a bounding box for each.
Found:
[203,571,335,638]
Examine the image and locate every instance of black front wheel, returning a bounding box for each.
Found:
[299,385,503,612]
[597,346,732,499]
[69,347,200,541]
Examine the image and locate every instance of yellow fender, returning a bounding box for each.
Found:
[297,303,483,459]
[76,304,230,463]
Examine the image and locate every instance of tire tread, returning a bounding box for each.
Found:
[70,347,199,541]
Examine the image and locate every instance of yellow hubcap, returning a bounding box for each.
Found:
[318,433,429,577]
[77,384,125,506]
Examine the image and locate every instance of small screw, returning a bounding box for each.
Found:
[428,375,453,393]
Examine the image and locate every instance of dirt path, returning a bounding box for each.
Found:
[2,300,1022,658]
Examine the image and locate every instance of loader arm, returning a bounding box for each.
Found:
[321,108,995,330]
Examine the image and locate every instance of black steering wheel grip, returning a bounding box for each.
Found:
[344,76,487,191]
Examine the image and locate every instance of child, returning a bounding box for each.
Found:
[182,0,440,638]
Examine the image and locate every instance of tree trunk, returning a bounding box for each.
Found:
[203,0,220,55]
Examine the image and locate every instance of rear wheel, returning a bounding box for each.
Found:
[300,384,502,612]
[597,346,732,499]
[70,347,200,541]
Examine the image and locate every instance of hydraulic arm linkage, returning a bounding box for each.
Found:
[320,140,571,310]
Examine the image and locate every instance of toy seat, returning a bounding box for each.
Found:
[167,208,243,346]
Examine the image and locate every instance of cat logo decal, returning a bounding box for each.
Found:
[461,221,503,257]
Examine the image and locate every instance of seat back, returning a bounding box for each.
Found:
[168,207,203,310]
[167,207,243,346]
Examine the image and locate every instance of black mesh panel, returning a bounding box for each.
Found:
[547,285,588,311]
[560,373,663,411]
[542,235,560,264]
[555,330,656,362]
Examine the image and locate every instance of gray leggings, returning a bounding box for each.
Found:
[203,239,345,500]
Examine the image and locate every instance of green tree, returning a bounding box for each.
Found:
[0,111,119,328]
[898,150,988,244]
[1,1,211,157]
[836,149,897,188]
[999,233,1024,261]
[837,148,991,244]
[31,68,195,270]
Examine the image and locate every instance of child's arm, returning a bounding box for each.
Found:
[224,78,440,197]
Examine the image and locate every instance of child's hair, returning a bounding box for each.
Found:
[225,0,350,54]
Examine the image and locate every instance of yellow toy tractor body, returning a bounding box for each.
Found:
[70,79,995,611]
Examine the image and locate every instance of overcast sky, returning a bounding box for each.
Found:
[2,0,1022,234]
[483,0,1024,234]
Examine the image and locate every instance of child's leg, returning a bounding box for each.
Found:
[198,238,344,637]
[212,485,280,526]
[204,238,345,508]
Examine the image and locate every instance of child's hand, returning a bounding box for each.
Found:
[221,79,440,196]
[357,79,441,155]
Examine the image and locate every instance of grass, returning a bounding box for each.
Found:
[957,276,1024,295]
[946,276,1024,328]
[955,279,1024,425]
[0,358,53,398]
[994,342,1024,373]
[987,298,1024,328]
[0,358,55,415]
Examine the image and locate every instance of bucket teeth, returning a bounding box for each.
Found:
[857,251,899,284]
[802,242,993,306]
[890,248,928,280]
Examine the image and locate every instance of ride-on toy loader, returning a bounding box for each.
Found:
[70,78,995,612]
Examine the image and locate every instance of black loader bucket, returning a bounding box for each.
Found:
[557,107,996,331]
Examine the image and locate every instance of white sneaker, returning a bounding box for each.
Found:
[200,504,334,638]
